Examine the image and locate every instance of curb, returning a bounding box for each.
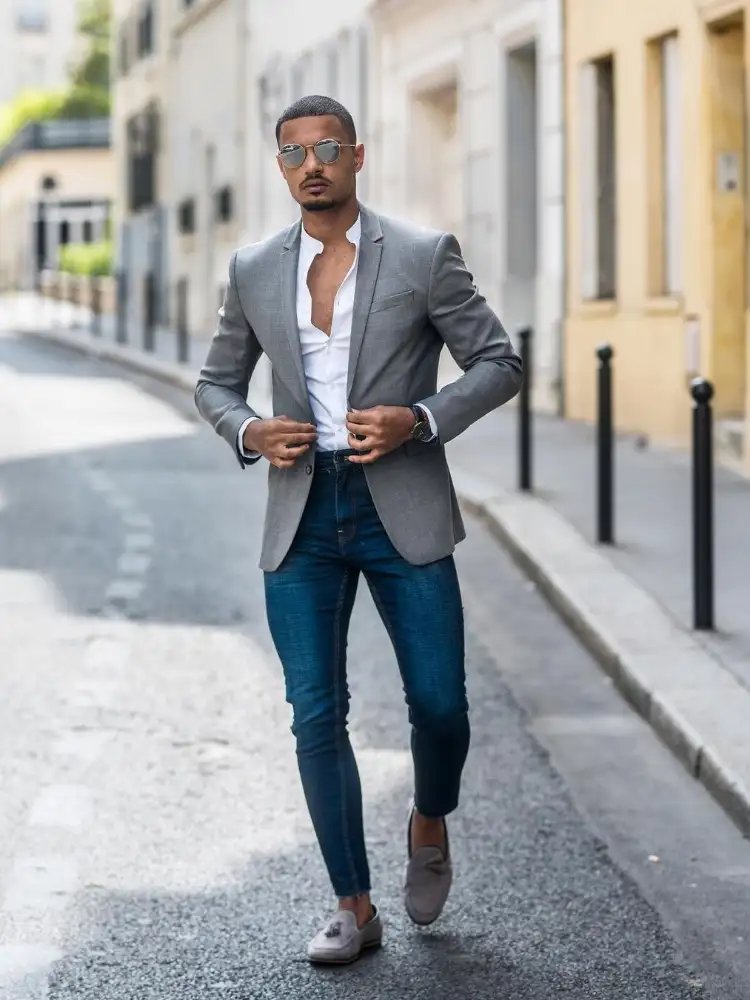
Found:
[452,469,750,838]
[21,324,199,395]
[19,322,750,837]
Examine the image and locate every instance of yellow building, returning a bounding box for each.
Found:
[565,0,750,470]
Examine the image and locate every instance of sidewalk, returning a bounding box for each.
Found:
[449,407,750,690]
[5,291,750,835]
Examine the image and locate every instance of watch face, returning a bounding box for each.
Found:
[414,420,432,442]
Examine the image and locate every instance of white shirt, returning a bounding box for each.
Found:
[238,213,435,458]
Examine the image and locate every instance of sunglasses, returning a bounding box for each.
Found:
[277,138,357,169]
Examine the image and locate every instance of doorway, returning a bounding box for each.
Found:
[504,41,538,339]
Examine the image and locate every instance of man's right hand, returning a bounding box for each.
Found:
[244,416,317,469]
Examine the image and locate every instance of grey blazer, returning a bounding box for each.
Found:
[195,203,522,571]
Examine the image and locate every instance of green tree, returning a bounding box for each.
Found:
[69,0,111,91]
[63,0,111,115]
[0,0,111,147]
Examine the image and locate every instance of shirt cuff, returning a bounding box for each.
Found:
[238,416,262,459]
[415,403,439,442]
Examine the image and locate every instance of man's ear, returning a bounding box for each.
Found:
[354,144,365,174]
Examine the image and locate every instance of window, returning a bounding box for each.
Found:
[215,185,233,223]
[127,105,159,211]
[137,3,154,58]
[83,220,93,243]
[327,43,339,97]
[581,55,617,300]
[119,23,130,76]
[178,198,196,234]
[17,0,47,32]
[647,33,681,296]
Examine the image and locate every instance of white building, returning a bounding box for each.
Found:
[0,0,80,107]
[369,0,565,412]
[245,0,373,244]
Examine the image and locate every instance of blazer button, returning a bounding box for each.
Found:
[305,464,313,475]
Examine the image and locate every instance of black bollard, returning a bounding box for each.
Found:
[91,276,101,337]
[596,344,615,544]
[143,271,155,352]
[518,327,533,492]
[116,269,127,344]
[691,378,715,630]
[176,277,189,364]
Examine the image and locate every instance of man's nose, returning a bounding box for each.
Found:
[302,146,322,171]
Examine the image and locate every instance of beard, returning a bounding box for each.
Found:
[301,195,337,212]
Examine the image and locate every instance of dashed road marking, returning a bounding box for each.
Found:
[124,531,153,552]
[3,858,78,913]
[51,729,111,763]
[104,578,144,604]
[0,944,62,999]
[116,552,151,576]
[28,786,93,830]
[121,512,153,531]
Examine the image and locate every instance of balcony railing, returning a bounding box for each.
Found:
[0,118,110,169]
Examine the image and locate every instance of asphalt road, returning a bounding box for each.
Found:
[1,327,749,1000]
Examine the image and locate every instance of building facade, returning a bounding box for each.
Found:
[0,119,113,291]
[0,0,80,107]
[565,0,750,469]
[112,0,171,342]
[369,0,565,412]
[245,0,372,245]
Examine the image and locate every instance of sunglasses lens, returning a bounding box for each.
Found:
[315,139,340,163]
[280,145,305,168]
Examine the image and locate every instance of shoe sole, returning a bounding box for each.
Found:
[308,938,383,966]
[404,901,444,927]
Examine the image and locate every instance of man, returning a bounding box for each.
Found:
[195,94,522,965]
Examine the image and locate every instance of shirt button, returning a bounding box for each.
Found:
[305,464,313,475]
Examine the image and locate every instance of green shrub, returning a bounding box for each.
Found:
[0,89,66,146]
[58,241,113,277]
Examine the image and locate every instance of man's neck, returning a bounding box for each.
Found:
[301,199,359,246]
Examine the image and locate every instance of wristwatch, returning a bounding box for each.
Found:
[409,405,433,443]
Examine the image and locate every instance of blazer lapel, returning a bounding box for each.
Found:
[280,220,312,415]
[347,205,384,398]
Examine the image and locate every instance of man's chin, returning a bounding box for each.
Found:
[301,196,336,212]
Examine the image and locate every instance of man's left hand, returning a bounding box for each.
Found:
[345,406,414,464]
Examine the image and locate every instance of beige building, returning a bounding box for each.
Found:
[113,0,249,342]
[0,0,80,106]
[565,0,750,469]
[369,0,565,411]
[0,119,112,291]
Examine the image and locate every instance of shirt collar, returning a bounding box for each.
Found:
[300,214,361,257]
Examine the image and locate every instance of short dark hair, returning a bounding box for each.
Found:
[275,95,357,146]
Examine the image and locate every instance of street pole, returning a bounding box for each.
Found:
[518,327,533,492]
[596,344,614,544]
[691,378,715,630]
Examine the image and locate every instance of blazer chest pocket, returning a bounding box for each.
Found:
[369,288,414,314]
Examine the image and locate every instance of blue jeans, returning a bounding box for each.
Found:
[264,448,469,898]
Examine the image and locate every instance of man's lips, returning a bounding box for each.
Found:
[302,181,329,192]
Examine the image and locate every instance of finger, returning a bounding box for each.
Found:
[278,443,310,458]
[348,449,381,464]
[276,416,317,431]
[279,429,318,442]
[272,457,295,469]
[347,431,373,451]
[346,410,374,427]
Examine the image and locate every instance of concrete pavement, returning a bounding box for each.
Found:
[5,292,750,841]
